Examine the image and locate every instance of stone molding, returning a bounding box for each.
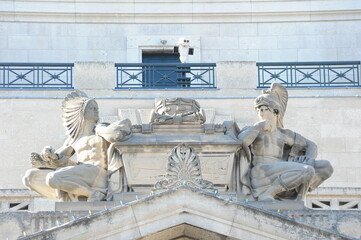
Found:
[16,187,354,240]
[2,187,360,212]
[306,187,361,210]
[0,0,360,23]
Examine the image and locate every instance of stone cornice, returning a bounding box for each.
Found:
[22,186,352,240]
[0,10,360,24]
[0,0,360,23]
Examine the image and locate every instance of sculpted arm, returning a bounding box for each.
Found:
[304,138,318,159]
[238,120,270,145]
[237,121,268,161]
[96,119,132,143]
[237,122,267,195]
[238,126,259,146]
[56,145,75,165]
[41,145,74,167]
[237,127,257,165]
[295,134,318,161]
[284,129,318,165]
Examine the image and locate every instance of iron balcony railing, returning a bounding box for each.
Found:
[0,63,73,89]
[257,61,360,88]
[115,63,216,89]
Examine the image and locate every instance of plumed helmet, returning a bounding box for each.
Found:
[254,83,288,128]
[254,93,281,115]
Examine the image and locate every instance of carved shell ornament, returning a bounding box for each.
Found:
[154,144,214,190]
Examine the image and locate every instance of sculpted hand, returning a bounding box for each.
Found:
[293,156,315,166]
[40,146,58,162]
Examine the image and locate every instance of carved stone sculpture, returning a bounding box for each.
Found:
[150,98,205,124]
[23,90,132,202]
[154,143,213,190]
[236,83,333,201]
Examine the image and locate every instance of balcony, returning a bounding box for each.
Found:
[1,61,360,90]
[0,63,74,89]
[115,63,216,89]
[257,61,360,88]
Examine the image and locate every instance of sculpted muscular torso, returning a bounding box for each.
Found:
[237,84,333,201]
[74,135,108,169]
[23,91,132,202]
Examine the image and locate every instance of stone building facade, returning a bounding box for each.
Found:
[0,0,360,239]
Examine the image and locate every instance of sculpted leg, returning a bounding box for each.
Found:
[46,165,107,201]
[258,165,315,201]
[46,171,93,197]
[309,160,334,191]
[23,169,59,200]
[257,177,285,201]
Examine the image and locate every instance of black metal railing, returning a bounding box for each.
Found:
[257,61,360,88]
[115,63,216,89]
[0,63,73,89]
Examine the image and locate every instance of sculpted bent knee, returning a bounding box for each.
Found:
[237,83,333,201]
[23,91,132,202]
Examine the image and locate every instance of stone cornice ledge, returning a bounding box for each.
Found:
[19,186,353,240]
[0,10,360,24]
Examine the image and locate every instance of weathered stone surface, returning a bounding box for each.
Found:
[22,88,336,205]
[247,200,305,210]
[235,83,333,201]
[23,91,133,202]
[74,62,115,90]
[154,143,214,190]
[150,98,205,125]
[15,187,355,240]
[55,202,118,212]
[23,93,244,201]
[114,123,239,189]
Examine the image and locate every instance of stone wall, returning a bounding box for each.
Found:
[0,0,360,63]
[0,21,360,63]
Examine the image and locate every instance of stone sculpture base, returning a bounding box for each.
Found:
[1,187,358,240]
[115,124,239,191]
[46,191,306,211]
[247,200,305,210]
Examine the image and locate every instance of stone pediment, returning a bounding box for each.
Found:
[22,187,351,240]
